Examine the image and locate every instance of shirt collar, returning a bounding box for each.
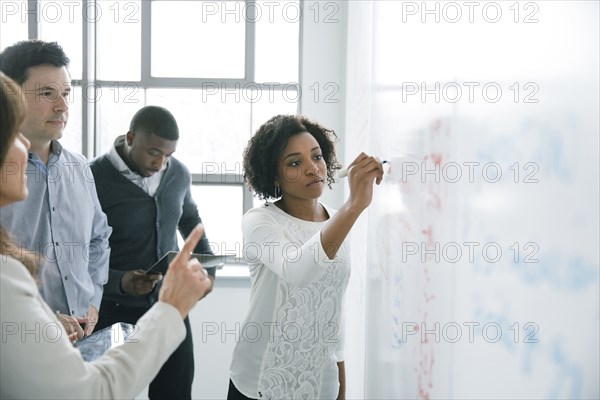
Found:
[28,140,63,164]
[50,140,62,156]
[107,135,137,178]
[107,135,169,178]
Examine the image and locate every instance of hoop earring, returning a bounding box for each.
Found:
[274,185,281,198]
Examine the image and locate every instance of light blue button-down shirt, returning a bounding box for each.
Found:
[0,140,111,317]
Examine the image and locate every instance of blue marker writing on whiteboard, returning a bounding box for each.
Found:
[337,160,388,178]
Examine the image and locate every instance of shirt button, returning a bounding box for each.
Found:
[71,310,75,315]
[52,207,56,212]
[156,222,160,228]
[64,276,69,280]
[55,242,59,246]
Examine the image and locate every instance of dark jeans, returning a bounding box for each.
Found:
[96,300,194,400]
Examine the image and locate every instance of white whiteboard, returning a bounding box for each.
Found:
[344,1,599,398]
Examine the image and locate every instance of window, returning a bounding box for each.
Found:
[151,1,246,78]
[2,0,300,259]
[0,1,28,52]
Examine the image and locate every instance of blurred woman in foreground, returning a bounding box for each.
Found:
[0,71,211,399]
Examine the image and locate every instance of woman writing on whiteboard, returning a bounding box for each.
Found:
[0,72,211,399]
[228,115,384,400]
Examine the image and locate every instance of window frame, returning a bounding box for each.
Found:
[20,0,300,220]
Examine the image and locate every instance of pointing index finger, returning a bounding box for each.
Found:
[172,224,205,266]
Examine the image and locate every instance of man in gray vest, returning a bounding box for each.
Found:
[90,105,215,400]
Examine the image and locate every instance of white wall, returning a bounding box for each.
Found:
[190,278,251,400]
[299,0,347,209]
[342,3,374,398]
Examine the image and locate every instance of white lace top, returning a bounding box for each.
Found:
[230,202,351,399]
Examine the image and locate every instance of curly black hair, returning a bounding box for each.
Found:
[243,115,341,200]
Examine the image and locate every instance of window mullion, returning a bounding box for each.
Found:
[245,0,256,81]
[242,184,254,213]
[141,0,152,85]
[82,0,95,158]
[27,0,38,39]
